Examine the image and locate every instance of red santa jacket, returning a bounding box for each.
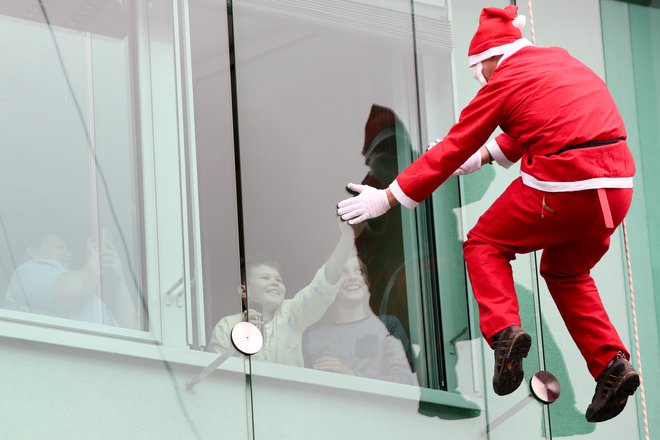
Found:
[390,44,635,208]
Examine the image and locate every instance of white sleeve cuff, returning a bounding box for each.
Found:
[389,179,419,209]
[485,138,515,169]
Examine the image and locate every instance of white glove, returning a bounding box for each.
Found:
[453,149,484,176]
[470,62,487,87]
[427,138,442,151]
[337,183,390,224]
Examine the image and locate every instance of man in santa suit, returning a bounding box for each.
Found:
[337,5,639,423]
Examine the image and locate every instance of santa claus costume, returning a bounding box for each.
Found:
[337,4,640,423]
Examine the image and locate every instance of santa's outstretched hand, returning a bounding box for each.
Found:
[453,148,484,175]
[337,183,391,225]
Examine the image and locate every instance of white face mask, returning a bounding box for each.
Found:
[470,62,487,87]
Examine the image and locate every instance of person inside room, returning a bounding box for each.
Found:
[206,219,362,367]
[4,228,138,328]
[303,253,417,385]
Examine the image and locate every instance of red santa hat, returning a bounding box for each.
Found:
[468,5,527,67]
[361,104,409,158]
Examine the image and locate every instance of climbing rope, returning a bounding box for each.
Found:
[526,0,536,45]
[623,221,650,440]
[525,1,649,437]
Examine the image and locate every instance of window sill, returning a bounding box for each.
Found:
[0,309,160,342]
[0,313,482,418]
[0,311,245,375]
[249,361,483,417]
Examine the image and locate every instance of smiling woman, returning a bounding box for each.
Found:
[303,254,417,385]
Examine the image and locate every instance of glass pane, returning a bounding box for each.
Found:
[231,0,426,381]
[182,1,252,438]
[224,0,484,438]
[186,7,242,350]
[185,0,245,351]
[0,1,144,330]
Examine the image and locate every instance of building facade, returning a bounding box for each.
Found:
[0,0,658,438]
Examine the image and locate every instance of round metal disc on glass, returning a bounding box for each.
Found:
[530,371,561,404]
[230,321,264,355]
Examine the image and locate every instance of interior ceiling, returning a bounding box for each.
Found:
[0,0,129,39]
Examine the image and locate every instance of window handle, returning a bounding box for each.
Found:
[164,276,190,307]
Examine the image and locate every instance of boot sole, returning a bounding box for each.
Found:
[493,332,532,396]
[586,371,640,422]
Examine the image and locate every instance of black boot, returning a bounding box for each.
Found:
[491,325,532,396]
[585,351,639,422]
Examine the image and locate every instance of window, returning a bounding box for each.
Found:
[0,1,202,348]
[195,0,467,391]
[0,1,146,331]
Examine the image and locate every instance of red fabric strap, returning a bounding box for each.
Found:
[598,188,614,228]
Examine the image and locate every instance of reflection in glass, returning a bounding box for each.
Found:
[228,0,443,390]
[0,2,144,329]
[355,104,419,375]
[304,254,416,385]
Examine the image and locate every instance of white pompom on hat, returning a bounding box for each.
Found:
[468,5,527,67]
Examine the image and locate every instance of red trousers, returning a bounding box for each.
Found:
[463,177,633,378]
